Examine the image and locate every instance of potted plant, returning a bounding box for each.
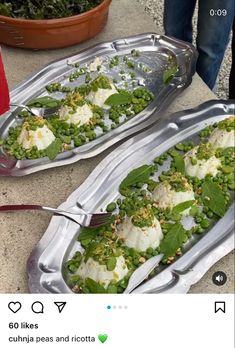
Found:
[0,0,112,49]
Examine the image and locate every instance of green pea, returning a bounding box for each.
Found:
[119,210,126,218]
[154,157,160,164]
[223,184,228,191]
[117,286,123,293]
[175,143,185,151]
[146,247,154,255]
[152,250,158,256]
[136,182,143,188]
[207,211,214,218]
[62,135,71,144]
[168,149,179,157]
[106,257,117,271]
[171,213,181,221]
[196,226,204,234]
[200,219,210,229]
[187,229,193,237]
[133,258,140,266]
[106,202,117,212]
[222,166,234,174]
[191,158,197,165]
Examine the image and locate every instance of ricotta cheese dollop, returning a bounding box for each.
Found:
[89,57,103,72]
[88,83,117,109]
[184,146,221,179]
[116,216,163,252]
[76,255,128,289]
[59,103,93,126]
[152,180,195,211]
[208,128,235,148]
[17,124,55,150]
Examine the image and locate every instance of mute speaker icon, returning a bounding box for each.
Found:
[212,271,227,286]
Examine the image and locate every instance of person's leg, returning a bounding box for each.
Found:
[197,0,234,89]
[164,0,197,43]
[229,19,235,99]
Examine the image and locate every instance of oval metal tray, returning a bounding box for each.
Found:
[27,99,235,294]
[0,32,197,176]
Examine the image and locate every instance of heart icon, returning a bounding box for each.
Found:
[8,301,22,313]
[98,334,108,344]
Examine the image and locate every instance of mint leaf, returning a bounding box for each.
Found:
[119,165,153,195]
[160,223,186,258]
[201,180,226,217]
[106,257,117,271]
[84,241,99,262]
[27,96,61,108]
[45,139,62,160]
[107,284,118,293]
[105,91,132,106]
[85,278,106,294]
[78,226,102,242]
[163,65,179,84]
[172,200,195,214]
[172,153,185,174]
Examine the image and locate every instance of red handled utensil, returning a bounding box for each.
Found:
[0,47,10,116]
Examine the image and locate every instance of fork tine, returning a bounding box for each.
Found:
[89,212,112,227]
[90,219,108,226]
[43,106,60,117]
[90,216,111,226]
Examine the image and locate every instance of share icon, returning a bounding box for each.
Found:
[54,302,66,313]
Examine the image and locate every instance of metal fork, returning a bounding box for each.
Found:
[10,103,60,118]
[0,204,111,228]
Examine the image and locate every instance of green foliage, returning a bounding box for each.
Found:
[201,180,227,217]
[45,138,62,160]
[163,65,179,84]
[119,165,154,196]
[27,96,61,108]
[172,200,195,214]
[0,1,102,19]
[171,153,185,174]
[106,257,117,271]
[105,91,132,106]
[85,278,106,293]
[160,223,187,258]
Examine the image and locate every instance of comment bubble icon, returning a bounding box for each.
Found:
[31,301,44,314]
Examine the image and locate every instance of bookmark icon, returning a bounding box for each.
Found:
[214,301,226,314]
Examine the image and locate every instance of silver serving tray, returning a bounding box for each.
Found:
[0,32,197,176]
[27,99,235,294]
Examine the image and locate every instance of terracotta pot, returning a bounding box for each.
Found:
[0,0,112,49]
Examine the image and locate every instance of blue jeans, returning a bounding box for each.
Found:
[164,0,235,89]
